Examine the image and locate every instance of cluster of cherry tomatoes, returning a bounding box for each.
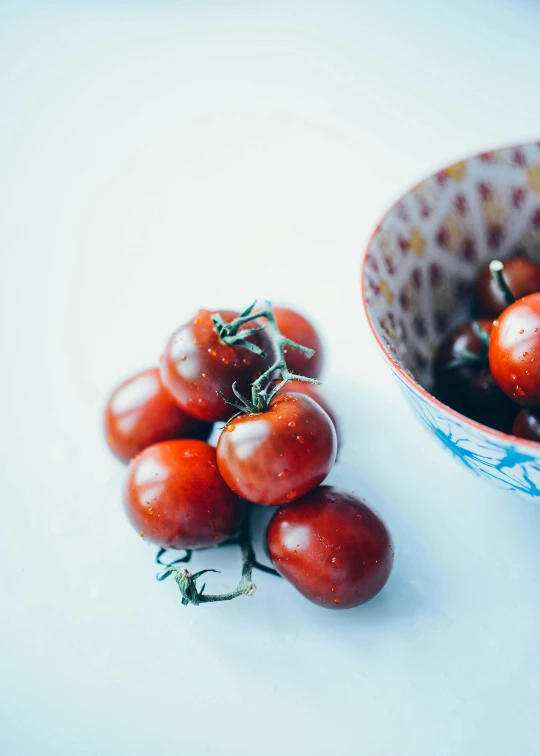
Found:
[434,255,540,440]
[104,303,394,610]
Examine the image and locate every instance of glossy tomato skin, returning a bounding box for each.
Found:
[277,380,340,441]
[434,320,516,431]
[274,307,324,379]
[216,393,337,506]
[267,486,393,609]
[489,293,540,406]
[104,368,213,463]
[124,439,245,549]
[160,309,275,423]
[512,407,540,441]
[476,257,540,318]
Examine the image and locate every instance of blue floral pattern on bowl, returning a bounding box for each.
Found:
[396,374,540,496]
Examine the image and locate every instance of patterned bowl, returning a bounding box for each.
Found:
[362,142,540,497]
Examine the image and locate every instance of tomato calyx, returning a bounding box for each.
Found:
[216,300,320,414]
[489,259,516,308]
[156,506,279,606]
[445,320,490,369]
[211,301,268,356]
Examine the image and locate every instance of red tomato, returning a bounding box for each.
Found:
[274,307,324,379]
[160,309,275,423]
[216,393,337,506]
[124,439,244,549]
[266,486,393,609]
[476,256,540,318]
[277,380,339,439]
[512,407,540,442]
[433,320,516,432]
[104,368,212,463]
[489,293,540,405]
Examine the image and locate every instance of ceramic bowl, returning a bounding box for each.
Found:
[362,141,540,497]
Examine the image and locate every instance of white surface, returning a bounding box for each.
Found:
[2,2,540,754]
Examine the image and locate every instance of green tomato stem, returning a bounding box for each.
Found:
[155,506,279,606]
[489,260,515,307]
[215,300,321,414]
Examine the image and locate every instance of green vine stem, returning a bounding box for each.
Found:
[156,507,278,606]
[211,301,268,356]
[156,548,192,567]
[216,300,320,414]
[489,260,515,307]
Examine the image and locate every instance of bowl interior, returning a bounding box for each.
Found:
[364,142,540,391]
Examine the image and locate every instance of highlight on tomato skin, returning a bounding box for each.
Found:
[124,439,245,550]
[216,393,337,506]
[160,308,276,423]
[104,367,213,463]
[266,486,394,610]
[273,306,324,379]
[489,292,540,406]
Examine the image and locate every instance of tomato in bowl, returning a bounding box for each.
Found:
[361,142,540,497]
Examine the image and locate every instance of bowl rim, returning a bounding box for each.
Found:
[360,139,540,450]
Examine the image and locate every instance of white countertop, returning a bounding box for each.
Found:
[2,2,540,754]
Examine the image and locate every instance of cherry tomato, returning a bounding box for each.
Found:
[216,393,337,506]
[277,380,339,440]
[476,256,540,318]
[266,486,393,609]
[160,309,275,423]
[104,368,212,463]
[124,439,244,549]
[274,306,324,379]
[434,320,516,431]
[512,407,540,441]
[489,293,540,405]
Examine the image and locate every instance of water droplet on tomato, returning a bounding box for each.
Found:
[198,398,206,406]
[277,469,289,478]
[297,435,305,444]
[516,385,525,397]
[243,359,251,366]
[331,557,342,567]
[511,373,517,380]
[202,373,209,381]
[208,348,217,356]
[536,328,539,333]
[180,355,187,361]
[286,490,297,500]
[333,598,341,604]
[526,370,530,376]
[288,421,296,428]
[227,424,236,432]
[357,514,363,520]
[520,329,525,334]
[524,352,530,359]
[140,532,146,538]
[331,587,338,593]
